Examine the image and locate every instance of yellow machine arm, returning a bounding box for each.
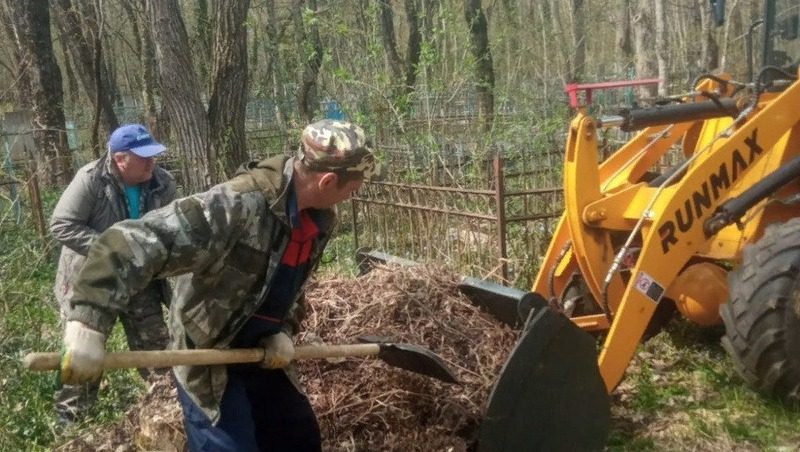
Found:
[533,72,800,391]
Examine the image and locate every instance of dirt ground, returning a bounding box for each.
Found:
[57,265,519,451]
[55,264,798,451]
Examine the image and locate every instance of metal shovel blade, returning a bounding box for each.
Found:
[477,297,610,452]
[374,342,460,384]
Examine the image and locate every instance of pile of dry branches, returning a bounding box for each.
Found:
[299,264,519,451]
[57,264,519,451]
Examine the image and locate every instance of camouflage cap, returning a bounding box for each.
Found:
[298,119,380,180]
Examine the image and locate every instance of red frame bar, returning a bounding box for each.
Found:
[564,78,662,108]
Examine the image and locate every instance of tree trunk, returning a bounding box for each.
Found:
[615,0,633,75]
[119,1,155,132]
[51,0,119,141]
[569,0,586,82]
[295,0,323,123]
[146,0,211,191]
[131,0,163,138]
[654,0,668,95]
[263,0,288,127]
[548,0,569,82]
[378,0,422,103]
[631,0,657,99]
[378,0,404,83]
[6,0,71,187]
[208,0,250,177]
[194,0,212,93]
[0,2,33,109]
[717,0,737,72]
[698,0,719,71]
[536,2,553,97]
[249,24,259,75]
[57,22,80,109]
[403,0,422,93]
[465,0,494,132]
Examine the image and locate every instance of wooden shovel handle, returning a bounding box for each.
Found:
[23,343,382,371]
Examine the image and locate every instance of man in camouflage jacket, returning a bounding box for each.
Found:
[58,120,379,451]
[51,124,175,423]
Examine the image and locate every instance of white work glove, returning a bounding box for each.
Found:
[60,320,106,385]
[259,332,295,369]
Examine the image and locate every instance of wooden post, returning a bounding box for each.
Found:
[493,155,508,283]
[351,196,359,252]
[27,170,46,241]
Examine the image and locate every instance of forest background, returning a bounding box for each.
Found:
[0,0,766,191]
[1,0,778,288]
[2,0,800,451]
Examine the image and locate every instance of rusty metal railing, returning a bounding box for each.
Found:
[351,155,563,288]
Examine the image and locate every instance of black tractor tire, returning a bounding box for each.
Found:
[720,218,800,405]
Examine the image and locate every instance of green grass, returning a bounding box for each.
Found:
[607,320,800,451]
[0,212,60,450]
[318,223,364,278]
[629,363,692,413]
[0,191,359,451]
[0,195,143,451]
[0,189,360,450]
[2,193,800,450]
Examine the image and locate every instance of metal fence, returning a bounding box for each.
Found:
[1,88,658,288]
[350,155,563,289]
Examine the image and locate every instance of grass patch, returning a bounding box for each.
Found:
[0,212,61,450]
[629,363,691,413]
[611,319,800,450]
[0,194,142,450]
[606,434,658,451]
[3,192,800,450]
[317,224,363,278]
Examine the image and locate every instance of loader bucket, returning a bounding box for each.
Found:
[457,279,610,451]
[458,277,542,327]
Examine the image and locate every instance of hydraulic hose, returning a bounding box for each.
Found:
[613,97,739,132]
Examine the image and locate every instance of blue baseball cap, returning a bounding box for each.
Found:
[108,124,166,158]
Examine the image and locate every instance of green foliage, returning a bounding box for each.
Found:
[301,6,319,28]
[4,189,800,449]
[331,66,354,83]
[0,208,59,449]
[318,227,361,279]
[418,40,440,72]
[0,192,142,450]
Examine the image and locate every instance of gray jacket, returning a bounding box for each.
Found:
[51,154,176,306]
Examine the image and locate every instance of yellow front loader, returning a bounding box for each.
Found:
[533,64,800,389]
[470,1,800,450]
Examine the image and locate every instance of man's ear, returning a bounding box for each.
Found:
[317,172,338,191]
[111,152,127,166]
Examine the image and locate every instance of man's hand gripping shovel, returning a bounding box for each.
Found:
[24,338,459,384]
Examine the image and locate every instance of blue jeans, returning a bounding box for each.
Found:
[177,367,321,452]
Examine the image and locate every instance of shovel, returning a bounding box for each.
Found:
[23,341,460,384]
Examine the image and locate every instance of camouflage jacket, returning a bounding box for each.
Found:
[67,156,336,423]
[51,154,176,307]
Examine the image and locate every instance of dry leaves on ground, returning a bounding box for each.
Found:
[56,264,518,451]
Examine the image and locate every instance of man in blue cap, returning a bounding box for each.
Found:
[50,124,177,424]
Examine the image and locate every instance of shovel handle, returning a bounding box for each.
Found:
[23,343,382,371]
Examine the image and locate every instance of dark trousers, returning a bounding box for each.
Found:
[177,367,321,452]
